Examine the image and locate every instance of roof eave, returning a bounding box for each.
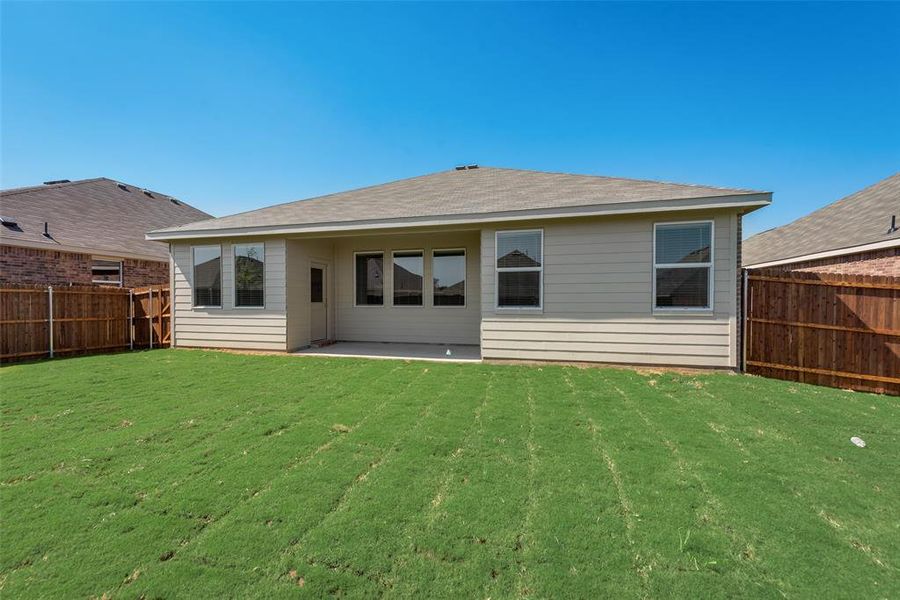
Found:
[743,237,900,269]
[147,193,772,241]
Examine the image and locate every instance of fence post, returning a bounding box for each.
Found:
[129,289,134,350]
[48,286,54,358]
[148,289,154,349]
[741,269,748,372]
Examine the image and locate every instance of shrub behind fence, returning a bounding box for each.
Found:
[0,285,170,362]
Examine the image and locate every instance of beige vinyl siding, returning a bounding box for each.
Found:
[286,239,335,350]
[333,231,481,344]
[172,238,287,351]
[480,210,739,368]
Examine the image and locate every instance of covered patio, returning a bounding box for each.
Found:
[294,341,481,363]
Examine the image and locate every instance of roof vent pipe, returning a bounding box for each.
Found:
[43,222,51,238]
[889,215,898,234]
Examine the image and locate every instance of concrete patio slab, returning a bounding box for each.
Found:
[294,341,481,363]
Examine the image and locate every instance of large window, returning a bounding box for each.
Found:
[654,221,713,310]
[496,230,542,308]
[392,250,424,306]
[192,245,222,307]
[433,249,466,307]
[355,252,384,306]
[234,243,265,307]
[91,259,122,286]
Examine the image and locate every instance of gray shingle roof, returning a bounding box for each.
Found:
[0,178,211,260]
[742,173,900,267]
[150,167,768,237]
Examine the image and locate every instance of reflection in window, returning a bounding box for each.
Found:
[393,251,424,306]
[496,230,542,308]
[193,246,222,307]
[654,222,713,309]
[433,249,465,306]
[355,252,384,305]
[234,243,265,307]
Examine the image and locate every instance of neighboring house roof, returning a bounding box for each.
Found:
[743,173,900,268]
[0,178,211,261]
[148,166,770,240]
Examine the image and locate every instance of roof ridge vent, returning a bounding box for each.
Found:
[142,189,154,198]
[117,183,130,192]
[43,179,70,185]
[455,164,479,171]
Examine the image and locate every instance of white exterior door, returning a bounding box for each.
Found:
[310,265,327,341]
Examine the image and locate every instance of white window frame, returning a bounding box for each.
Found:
[191,244,223,309]
[495,228,544,311]
[91,257,123,287]
[391,249,425,308]
[353,250,385,308]
[652,220,714,313]
[432,248,467,308]
[232,242,266,310]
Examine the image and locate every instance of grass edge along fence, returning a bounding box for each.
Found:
[0,285,170,362]
[744,269,899,395]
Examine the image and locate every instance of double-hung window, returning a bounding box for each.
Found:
[192,245,222,307]
[653,221,713,310]
[355,252,384,306]
[234,243,265,307]
[496,229,543,309]
[392,250,424,306]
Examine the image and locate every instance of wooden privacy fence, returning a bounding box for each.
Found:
[0,285,170,362]
[744,270,900,395]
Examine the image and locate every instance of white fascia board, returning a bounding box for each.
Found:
[147,193,772,241]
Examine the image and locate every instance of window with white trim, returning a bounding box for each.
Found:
[91,259,122,286]
[432,249,466,306]
[654,221,713,309]
[392,250,424,306]
[234,243,265,307]
[192,245,222,307]
[496,230,542,308]
[355,252,384,306]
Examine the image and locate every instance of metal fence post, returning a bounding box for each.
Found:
[48,286,54,358]
[129,289,134,350]
[148,289,154,349]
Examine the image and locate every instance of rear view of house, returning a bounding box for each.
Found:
[147,166,771,368]
[1,178,211,287]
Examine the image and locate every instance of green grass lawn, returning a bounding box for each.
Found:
[1,350,897,598]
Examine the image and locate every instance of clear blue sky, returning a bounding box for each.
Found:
[2,2,898,237]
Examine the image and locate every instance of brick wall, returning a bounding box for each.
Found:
[0,245,169,287]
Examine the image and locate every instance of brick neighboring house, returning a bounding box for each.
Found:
[0,178,211,287]
[742,173,899,275]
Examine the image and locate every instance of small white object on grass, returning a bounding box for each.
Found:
[850,436,866,448]
[446,349,452,356]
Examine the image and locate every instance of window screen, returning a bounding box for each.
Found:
[496,230,542,308]
[654,222,712,309]
[234,243,265,307]
[355,253,384,305]
[193,246,222,307]
[433,249,465,306]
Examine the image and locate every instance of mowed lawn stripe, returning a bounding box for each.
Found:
[523,367,641,598]
[384,365,532,598]
[273,365,491,595]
